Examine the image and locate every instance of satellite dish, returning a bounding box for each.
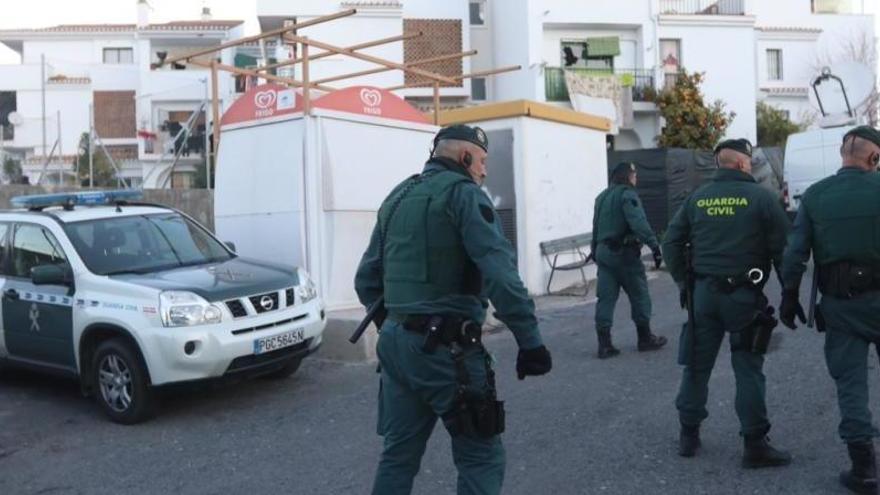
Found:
[808,62,875,120]
[7,111,23,126]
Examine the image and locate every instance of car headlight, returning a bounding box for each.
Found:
[159,291,223,327]
[295,269,318,304]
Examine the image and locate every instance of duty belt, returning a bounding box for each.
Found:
[696,268,766,293]
[388,313,483,351]
[603,237,641,251]
[819,261,880,299]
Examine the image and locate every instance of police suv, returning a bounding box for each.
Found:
[0,191,326,424]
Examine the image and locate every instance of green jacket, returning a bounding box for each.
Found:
[591,184,659,253]
[354,157,543,350]
[663,168,790,285]
[782,167,880,292]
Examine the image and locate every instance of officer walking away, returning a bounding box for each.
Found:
[663,139,792,467]
[355,125,553,495]
[780,126,880,494]
[590,162,666,359]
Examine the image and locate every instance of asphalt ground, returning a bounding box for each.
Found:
[1,265,877,495]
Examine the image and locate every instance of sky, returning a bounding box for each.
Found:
[0,0,259,64]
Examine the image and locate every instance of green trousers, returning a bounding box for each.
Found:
[820,293,880,443]
[595,244,652,331]
[371,320,505,495]
[675,280,770,435]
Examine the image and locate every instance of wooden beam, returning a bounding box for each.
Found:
[257,32,421,73]
[312,50,478,85]
[184,59,337,93]
[211,61,221,162]
[433,82,440,125]
[161,9,357,66]
[303,39,311,116]
[385,65,522,91]
[284,34,457,85]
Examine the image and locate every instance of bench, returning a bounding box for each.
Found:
[539,233,593,296]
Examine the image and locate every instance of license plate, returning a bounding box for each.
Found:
[253,328,305,355]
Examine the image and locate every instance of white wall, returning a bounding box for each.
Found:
[659,19,758,142]
[8,86,91,154]
[492,0,544,101]
[540,0,653,26]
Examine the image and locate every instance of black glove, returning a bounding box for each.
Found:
[679,289,687,309]
[651,246,663,269]
[779,290,806,330]
[516,345,552,380]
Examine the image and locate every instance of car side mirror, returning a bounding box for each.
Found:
[31,264,71,286]
[224,241,237,252]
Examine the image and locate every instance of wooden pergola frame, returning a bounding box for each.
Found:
[153,9,522,154]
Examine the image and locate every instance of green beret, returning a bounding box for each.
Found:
[714,138,753,157]
[434,124,489,152]
[843,126,880,148]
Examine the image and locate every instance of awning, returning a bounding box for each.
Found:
[234,53,258,69]
[587,37,620,57]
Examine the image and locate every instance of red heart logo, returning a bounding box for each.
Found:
[360,88,382,108]
[254,90,277,109]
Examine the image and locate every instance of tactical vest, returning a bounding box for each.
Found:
[803,170,880,266]
[381,169,477,306]
[595,185,633,244]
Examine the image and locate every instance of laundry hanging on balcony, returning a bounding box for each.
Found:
[564,71,634,132]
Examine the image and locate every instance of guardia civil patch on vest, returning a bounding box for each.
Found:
[479,204,495,223]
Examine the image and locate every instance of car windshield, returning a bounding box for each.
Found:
[64,213,233,276]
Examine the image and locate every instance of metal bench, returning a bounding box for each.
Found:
[539,233,593,296]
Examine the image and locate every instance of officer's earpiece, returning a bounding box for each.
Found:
[462,152,473,168]
[872,153,880,168]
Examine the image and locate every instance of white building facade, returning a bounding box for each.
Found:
[471,0,875,149]
[0,2,244,187]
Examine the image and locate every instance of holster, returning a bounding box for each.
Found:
[399,314,482,353]
[442,394,506,439]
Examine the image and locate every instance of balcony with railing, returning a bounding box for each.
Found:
[545,68,656,103]
[660,0,745,15]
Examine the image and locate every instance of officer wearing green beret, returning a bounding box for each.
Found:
[781,126,880,494]
[590,161,667,358]
[663,138,792,466]
[355,124,552,495]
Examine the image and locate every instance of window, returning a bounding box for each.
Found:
[469,1,486,26]
[561,41,614,70]
[471,77,487,101]
[0,91,15,140]
[767,49,783,81]
[10,224,67,279]
[0,223,10,275]
[660,39,681,88]
[812,0,861,13]
[103,47,133,64]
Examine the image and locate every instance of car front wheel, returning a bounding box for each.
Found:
[92,338,156,424]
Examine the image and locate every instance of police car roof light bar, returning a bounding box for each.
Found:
[11,190,144,211]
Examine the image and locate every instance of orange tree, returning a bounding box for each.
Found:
[652,70,735,150]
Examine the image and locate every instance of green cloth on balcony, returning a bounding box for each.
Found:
[234,53,258,69]
[587,37,621,57]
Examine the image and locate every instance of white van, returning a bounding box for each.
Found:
[783,126,853,212]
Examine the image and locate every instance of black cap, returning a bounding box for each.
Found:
[433,124,489,152]
[714,138,753,157]
[612,162,636,176]
[843,126,880,149]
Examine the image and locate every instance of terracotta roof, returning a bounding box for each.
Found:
[761,86,809,96]
[0,20,242,34]
[756,26,823,33]
[340,1,403,7]
[47,75,91,85]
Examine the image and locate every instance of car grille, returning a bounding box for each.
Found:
[226,339,311,374]
[231,313,308,336]
[285,288,295,307]
[249,292,280,314]
[226,300,247,318]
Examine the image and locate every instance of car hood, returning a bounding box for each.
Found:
[110,257,299,302]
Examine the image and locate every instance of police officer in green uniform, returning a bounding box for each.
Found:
[663,139,792,466]
[355,125,552,495]
[591,162,667,359]
[781,126,880,494]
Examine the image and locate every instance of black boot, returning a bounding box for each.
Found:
[841,442,878,495]
[596,328,620,359]
[679,423,701,458]
[637,324,667,352]
[742,434,792,468]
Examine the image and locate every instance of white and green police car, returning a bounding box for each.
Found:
[0,191,326,424]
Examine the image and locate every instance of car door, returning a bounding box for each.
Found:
[2,222,75,370]
[0,222,10,358]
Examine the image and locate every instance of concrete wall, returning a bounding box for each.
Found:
[0,186,214,231]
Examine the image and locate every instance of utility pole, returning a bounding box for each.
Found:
[203,77,211,190]
[88,103,94,188]
[41,53,47,158]
[56,110,62,185]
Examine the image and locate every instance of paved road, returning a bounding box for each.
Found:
[1,268,877,495]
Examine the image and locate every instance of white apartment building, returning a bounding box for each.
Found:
[472,0,876,149]
[0,1,244,187]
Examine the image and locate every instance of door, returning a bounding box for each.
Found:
[2,223,75,369]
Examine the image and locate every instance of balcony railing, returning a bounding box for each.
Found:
[660,0,745,15]
[545,68,656,103]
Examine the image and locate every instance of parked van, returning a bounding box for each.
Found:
[782,125,853,213]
